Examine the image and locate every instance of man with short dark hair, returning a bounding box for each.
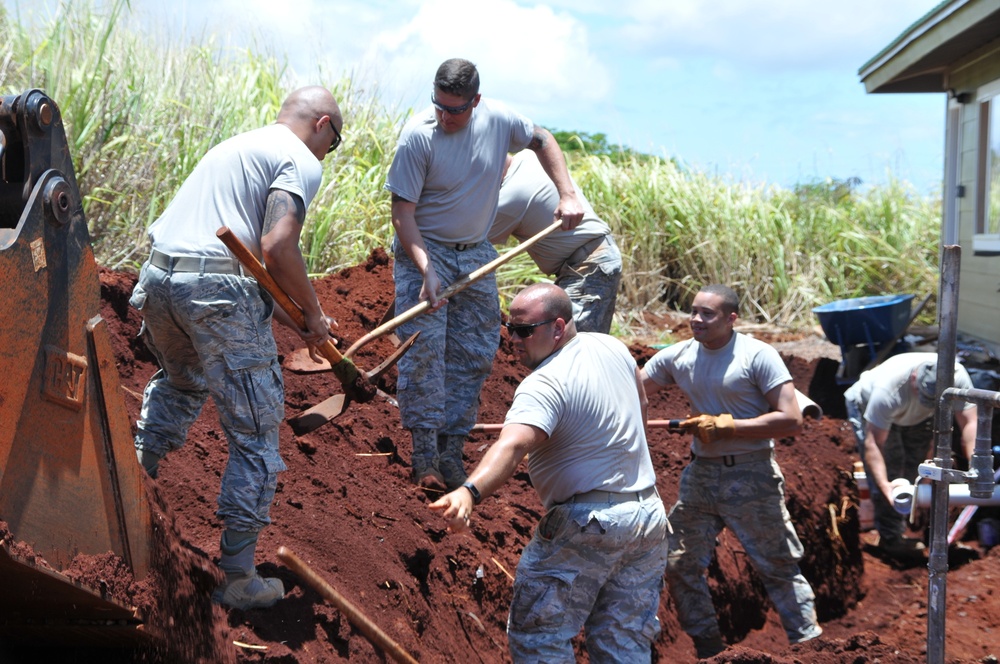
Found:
[641,283,822,658]
[385,58,584,491]
[131,86,343,610]
[430,283,668,662]
[844,352,978,558]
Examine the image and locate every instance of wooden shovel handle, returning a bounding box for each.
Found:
[344,219,564,357]
[216,227,345,366]
[277,546,419,664]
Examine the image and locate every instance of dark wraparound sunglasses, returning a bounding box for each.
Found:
[503,318,556,339]
[431,94,475,115]
[327,120,343,153]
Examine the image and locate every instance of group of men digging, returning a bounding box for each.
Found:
[129,58,975,662]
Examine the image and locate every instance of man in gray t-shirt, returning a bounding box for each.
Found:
[384,58,584,492]
[430,283,667,662]
[641,283,822,658]
[844,352,977,558]
[493,150,622,334]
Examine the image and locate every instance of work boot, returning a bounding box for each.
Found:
[410,428,446,491]
[438,433,468,490]
[692,632,725,659]
[212,529,284,610]
[878,534,926,560]
[136,447,162,479]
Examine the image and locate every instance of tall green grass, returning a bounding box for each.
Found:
[1,1,942,334]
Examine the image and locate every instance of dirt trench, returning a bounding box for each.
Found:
[5,250,998,664]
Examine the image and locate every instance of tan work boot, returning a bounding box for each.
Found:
[213,572,284,610]
[213,529,284,610]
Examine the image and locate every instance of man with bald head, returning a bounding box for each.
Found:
[131,86,343,610]
[430,283,667,662]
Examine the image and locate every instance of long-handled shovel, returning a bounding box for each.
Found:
[286,220,565,434]
[276,546,419,664]
[345,219,564,358]
[216,228,415,429]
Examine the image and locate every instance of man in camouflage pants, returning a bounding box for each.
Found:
[385,58,582,490]
[641,284,823,659]
[131,87,343,610]
[431,284,668,662]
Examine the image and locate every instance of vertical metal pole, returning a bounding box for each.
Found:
[926,245,961,664]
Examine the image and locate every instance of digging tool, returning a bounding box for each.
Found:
[286,219,567,433]
[216,228,415,430]
[276,546,419,664]
[470,420,687,434]
[344,218,565,359]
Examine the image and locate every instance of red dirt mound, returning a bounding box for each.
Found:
[13,252,999,663]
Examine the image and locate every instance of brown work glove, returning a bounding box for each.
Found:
[680,414,736,444]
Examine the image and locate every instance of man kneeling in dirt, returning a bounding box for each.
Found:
[430,283,668,662]
[844,353,978,560]
[640,283,823,659]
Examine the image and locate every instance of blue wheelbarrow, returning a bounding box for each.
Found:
[812,294,922,383]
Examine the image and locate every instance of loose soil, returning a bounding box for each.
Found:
[5,250,999,663]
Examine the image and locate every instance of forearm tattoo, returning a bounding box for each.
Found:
[263,189,306,234]
[527,129,548,152]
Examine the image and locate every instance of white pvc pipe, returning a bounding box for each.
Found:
[795,389,823,420]
[915,483,1000,508]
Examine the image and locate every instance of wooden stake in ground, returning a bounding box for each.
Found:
[276,546,420,664]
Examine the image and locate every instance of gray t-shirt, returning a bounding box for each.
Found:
[490,150,611,274]
[644,332,791,457]
[150,123,322,258]
[844,351,974,430]
[384,98,533,244]
[504,333,656,509]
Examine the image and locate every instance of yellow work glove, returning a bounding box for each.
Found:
[680,414,736,444]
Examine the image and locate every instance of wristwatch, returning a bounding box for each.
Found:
[462,481,482,505]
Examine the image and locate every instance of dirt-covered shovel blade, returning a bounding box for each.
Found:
[289,395,348,436]
[287,333,418,435]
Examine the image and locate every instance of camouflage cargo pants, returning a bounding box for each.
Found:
[665,456,821,644]
[507,494,668,663]
[130,262,286,533]
[555,235,622,335]
[392,237,500,434]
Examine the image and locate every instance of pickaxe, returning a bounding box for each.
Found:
[216,228,416,434]
[284,219,565,434]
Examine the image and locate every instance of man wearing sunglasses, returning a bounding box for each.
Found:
[640,284,822,658]
[431,283,668,662]
[492,150,622,334]
[385,58,584,492]
[130,86,343,611]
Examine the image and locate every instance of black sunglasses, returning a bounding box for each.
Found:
[431,94,475,115]
[327,119,343,153]
[503,318,556,339]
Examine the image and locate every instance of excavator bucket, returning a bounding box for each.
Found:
[0,90,153,645]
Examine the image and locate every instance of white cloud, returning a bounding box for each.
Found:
[361,0,611,114]
[545,0,941,71]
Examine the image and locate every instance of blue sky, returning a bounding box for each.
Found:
[6,0,947,193]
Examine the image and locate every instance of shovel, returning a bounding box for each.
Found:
[286,220,566,433]
[216,228,415,428]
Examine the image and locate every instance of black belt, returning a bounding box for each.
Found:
[565,234,609,266]
[149,249,246,276]
[692,449,773,467]
[563,485,658,504]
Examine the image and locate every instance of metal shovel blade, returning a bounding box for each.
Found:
[284,347,333,373]
[289,394,348,436]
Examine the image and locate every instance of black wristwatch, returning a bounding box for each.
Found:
[462,481,482,505]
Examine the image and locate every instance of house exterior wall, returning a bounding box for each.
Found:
[951,45,1000,355]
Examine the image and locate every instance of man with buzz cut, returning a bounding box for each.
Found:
[641,283,822,658]
[385,57,584,492]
